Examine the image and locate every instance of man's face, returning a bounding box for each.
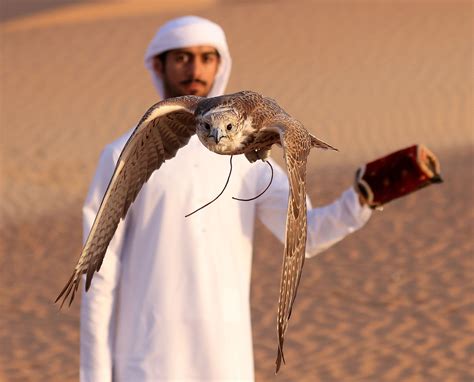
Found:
[153,46,220,98]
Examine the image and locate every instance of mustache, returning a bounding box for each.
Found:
[181,78,207,86]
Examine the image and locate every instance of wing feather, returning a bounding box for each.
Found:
[271,118,311,373]
[56,95,203,307]
[260,106,336,372]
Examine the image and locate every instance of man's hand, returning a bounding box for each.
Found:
[354,144,443,210]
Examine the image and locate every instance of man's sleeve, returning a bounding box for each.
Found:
[256,160,372,258]
[80,145,127,382]
[304,187,372,257]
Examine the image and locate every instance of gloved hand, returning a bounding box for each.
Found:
[354,144,443,209]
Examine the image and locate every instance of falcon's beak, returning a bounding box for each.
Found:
[209,128,224,144]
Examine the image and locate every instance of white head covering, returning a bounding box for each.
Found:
[144,16,232,98]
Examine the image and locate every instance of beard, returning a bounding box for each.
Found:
[162,77,212,98]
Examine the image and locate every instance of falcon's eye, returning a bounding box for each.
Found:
[204,123,211,130]
[226,123,233,131]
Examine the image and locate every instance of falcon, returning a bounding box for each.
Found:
[56,90,336,372]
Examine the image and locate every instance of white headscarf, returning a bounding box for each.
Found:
[144,16,232,98]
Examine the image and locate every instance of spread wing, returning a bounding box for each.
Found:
[264,113,336,373]
[273,117,312,373]
[255,97,337,373]
[56,95,203,307]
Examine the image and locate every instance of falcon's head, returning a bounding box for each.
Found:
[196,106,250,154]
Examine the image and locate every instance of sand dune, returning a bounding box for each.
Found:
[1,1,472,381]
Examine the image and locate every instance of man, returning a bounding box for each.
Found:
[80,16,372,381]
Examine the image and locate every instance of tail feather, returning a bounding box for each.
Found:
[310,134,338,151]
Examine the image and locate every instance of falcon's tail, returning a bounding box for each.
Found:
[310,134,338,151]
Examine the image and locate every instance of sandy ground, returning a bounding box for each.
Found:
[0,0,473,381]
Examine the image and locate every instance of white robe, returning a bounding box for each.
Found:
[81,15,372,382]
[80,132,372,382]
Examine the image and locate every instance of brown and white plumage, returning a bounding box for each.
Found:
[56,90,336,372]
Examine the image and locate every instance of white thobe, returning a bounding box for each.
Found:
[80,133,372,382]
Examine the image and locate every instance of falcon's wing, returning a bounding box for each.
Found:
[56,95,203,307]
[273,118,312,373]
[262,111,335,373]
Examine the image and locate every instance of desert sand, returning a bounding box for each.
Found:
[0,0,472,381]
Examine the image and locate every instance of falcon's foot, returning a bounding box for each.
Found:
[245,148,271,163]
